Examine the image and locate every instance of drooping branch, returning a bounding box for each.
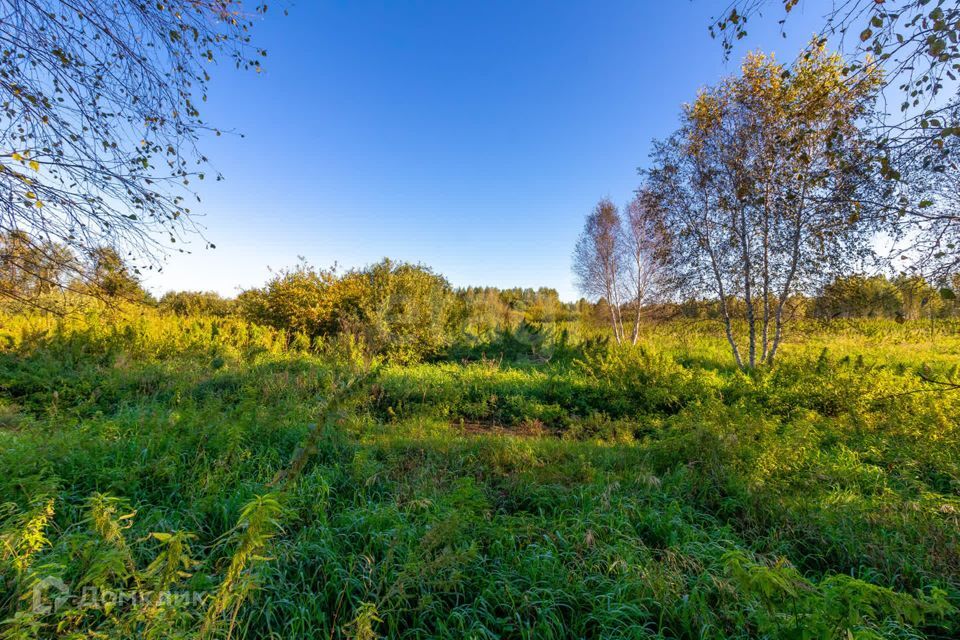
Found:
[0,0,270,302]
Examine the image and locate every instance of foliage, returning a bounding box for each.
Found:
[710,0,960,277]
[0,0,270,288]
[81,247,151,303]
[240,258,457,363]
[573,198,627,342]
[647,45,883,368]
[454,286,571,333]
[0,233,149,309]
[572,196,668,345]
[0,232,74,304]
[815,274,910,320]
[712,1,959,153]
[0,306,957,638]
[159,291,238,318]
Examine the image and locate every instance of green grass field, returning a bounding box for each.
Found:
[1,309,958,638]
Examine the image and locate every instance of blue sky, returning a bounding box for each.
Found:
[143,0,825,301]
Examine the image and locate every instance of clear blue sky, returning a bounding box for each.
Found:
[143,0,825,301]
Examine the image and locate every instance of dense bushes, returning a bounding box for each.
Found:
[158,290,237,317]
[237,259,457,363]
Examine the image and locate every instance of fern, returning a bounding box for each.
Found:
[722,550,957,637]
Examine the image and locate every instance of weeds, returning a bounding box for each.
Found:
[0,307,957,637]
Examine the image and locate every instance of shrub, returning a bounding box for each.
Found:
[239,259,457,363]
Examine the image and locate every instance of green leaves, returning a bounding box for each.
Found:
[927,35,947,57]
[1,302,960,638]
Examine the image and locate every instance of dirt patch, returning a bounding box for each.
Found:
[456,420,560,439]
[0,402,23,432]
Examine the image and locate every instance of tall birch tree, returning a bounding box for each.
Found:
[573,198,627,343]
[647,45,883,367]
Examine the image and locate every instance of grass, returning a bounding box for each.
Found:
[0,307,958,638]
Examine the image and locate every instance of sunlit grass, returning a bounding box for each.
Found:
[0,306,957,638]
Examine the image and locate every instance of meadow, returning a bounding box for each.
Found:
[0,308,958,639]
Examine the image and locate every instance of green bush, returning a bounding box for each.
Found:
[239,258,457,363]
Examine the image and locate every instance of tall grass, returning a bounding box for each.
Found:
[0,305,957,638]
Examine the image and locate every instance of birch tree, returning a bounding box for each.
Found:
[0,1,270,301]
[572,198,627,343]
[622,189,668,344]
[711,1,960,277]
[647,45,883,367]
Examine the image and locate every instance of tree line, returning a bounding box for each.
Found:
[7,226,957,367]
[0,231,146,308]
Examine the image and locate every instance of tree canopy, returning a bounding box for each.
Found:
[646,44,883,367]
[1,0,268,300]
[711,0,960,276]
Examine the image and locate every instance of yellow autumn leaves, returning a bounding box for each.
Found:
[9,151,39,171]
[5,151,43,207]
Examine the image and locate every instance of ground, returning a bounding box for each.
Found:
[0,310,958,638]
